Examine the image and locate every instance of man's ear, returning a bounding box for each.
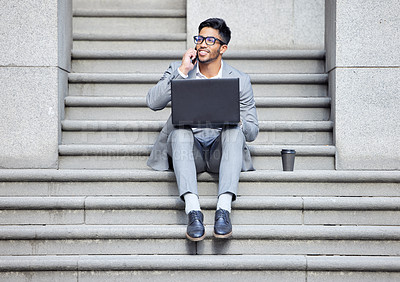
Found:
[220,44,228,55]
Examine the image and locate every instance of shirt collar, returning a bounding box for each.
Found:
[196,60,224,79]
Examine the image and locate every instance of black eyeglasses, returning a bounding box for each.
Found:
[193,35,226,46]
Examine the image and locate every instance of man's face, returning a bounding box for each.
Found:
[196,27,226,64]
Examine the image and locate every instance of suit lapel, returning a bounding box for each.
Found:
[188,66,197,79]
[222,60,233,78]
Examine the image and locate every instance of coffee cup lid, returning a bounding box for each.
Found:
[281,149,296,154]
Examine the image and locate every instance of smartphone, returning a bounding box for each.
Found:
[192,53,198,65]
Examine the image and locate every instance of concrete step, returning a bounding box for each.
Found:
[3,224,400,240]
[68,73,328,99]
[3,272,399,282]
[62,133,332,146]
[64,96,331,108]
[64,87,331,123]
[57,144,335,170]
[1,225,400,256]
[1,195,400,226]
[0,255,399,275]
[3,169,396,182]
[71,50,325,74]
[0,269,302,282]
[1,169,398,197]
[73,39,186,52]
[72,50,325,60]
[64,106,330,122]
[69,81,328,98]
[58,144,335,156]
[73,32,187,42]
[3,179,399,198]
[0,265,399,282]
[61,120,333,146]
[73,17,186,36]
[73,32,186,51]
[64,95,331,121]
[72,58,324,74]
[73,9,186,18]
[2,195,399,211]
[72,0,186,11]
[61,120,334,131]
[63,96,331,122]
[68,72,328,84]
[58,157,334,170]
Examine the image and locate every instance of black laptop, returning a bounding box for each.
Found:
[171,78,240,127]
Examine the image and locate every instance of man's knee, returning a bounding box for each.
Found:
[168,128,195,161]
[221,126,245,147]
[169,128,194,144]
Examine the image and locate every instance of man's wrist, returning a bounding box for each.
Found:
[178,67,189,78]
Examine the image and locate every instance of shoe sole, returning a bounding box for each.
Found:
[186,232,206,242]
[213,231,232,239]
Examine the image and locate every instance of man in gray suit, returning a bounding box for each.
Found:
[147,18,258,241]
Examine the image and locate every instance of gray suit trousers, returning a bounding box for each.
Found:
[167,126,244,201]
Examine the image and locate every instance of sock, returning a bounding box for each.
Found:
[184,193,201,214]
[217,193,233,213]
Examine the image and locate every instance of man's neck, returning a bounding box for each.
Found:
[198,59,222,79]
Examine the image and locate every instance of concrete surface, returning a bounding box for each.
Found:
[187,0,325,50]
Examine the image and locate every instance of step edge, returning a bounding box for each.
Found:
[1,225,400,240]
[68,73,328,84]
[0,169,399,183]
[0,255,400,272]
[307,256,400,272]
[73,33,187,41]
[64,96,331,108]
[73,9,186,18]
[1,196,399,211]
[61,120,334,132]
[58,144,336,156]
[0,254,306,271]
[71,50,326,60]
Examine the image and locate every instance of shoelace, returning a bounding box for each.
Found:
[189,212,202,223]
[216,210,229,222]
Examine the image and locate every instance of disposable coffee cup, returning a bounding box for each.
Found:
[281,149,296,171]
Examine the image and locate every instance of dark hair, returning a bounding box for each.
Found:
[198,18,231,45]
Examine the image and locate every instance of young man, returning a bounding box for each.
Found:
[146,18,258,241]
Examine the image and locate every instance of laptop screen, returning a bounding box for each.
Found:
[171,78,240,127]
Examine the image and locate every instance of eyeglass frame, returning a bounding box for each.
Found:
[193,35,227,46]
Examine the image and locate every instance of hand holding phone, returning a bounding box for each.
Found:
[179,48,197,76]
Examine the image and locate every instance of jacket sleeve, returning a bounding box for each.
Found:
[146,62,185,111]
[240,74,259,142]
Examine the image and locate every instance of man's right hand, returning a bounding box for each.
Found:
[178,48,197,76]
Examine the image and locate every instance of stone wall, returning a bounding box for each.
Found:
[326,0,400,170]
[0,0,71,168]
[187,0,325,50]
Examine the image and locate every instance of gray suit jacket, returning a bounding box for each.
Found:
[146,60,259,171]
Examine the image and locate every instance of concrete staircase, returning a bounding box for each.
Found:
[0,0,400,281]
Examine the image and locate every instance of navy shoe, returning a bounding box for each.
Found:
[186,210,205,241]
[214,209,232,238]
